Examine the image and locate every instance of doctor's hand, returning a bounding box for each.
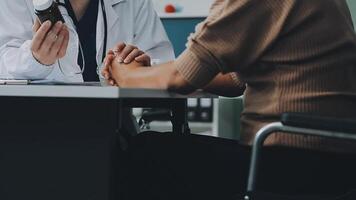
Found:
[112,43,151,66]
[101,50,118,86]
[31,19,69,66]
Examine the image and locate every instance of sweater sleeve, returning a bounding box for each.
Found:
[175,0,295,88]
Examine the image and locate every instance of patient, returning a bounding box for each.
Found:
[104,0,356,199]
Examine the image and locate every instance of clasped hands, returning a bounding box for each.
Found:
[101,42,180,90]
[101,42,151,87]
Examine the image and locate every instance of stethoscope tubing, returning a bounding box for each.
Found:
[54,0,108,76]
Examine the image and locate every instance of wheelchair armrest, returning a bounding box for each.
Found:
[247,113,356,193]
[281,113,356,134]
[140,110,172,123]
[138,109,172,130]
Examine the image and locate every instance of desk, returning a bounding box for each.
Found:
[0,84,215,200]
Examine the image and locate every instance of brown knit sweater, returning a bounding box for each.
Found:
[175,0,356,152]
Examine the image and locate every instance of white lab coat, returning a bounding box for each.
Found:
[0,0,175,82]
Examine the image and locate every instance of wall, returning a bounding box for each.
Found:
[157,0,211,56]
[162,18,204,56]
[347,0,356,25]
[153,0,214,17]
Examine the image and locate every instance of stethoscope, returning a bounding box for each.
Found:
[55,0,108,76]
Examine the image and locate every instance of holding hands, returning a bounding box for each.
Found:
[112,42,151,66]
[101,42,187,92]
[101,42,151,86]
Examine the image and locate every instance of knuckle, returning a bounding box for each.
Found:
[42,43,50,50]
[51,35,58,42]
[116,43,125,49]
[47,31,54,37]
[58,53,64,58]
[53,25,61,33]
[61,49,67,56]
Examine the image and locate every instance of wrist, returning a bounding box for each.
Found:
[31,52,55,66]
[153,62,175,90]
[166,62,196,94]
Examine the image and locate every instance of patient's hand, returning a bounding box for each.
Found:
[108,58,145,87]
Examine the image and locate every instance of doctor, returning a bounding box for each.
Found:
[0,0,174,82]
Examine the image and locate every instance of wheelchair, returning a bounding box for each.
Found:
[243,113,356,200]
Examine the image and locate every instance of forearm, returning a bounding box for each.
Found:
[109,58,245,97]
[0,40,54,79]
[203,73,246,97]
[0,2,52,79]
[123,65,170,89]
[110,60,196,93]
[110,60,170,88]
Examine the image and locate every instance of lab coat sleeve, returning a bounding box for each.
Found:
[0,0,80,81]
[133,0,175,63]
[0,0,55,79]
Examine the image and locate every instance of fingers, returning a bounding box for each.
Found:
[113,42,126,55]
[32,18,41,34]
[106,49,115,57]
[124,48,143,64]
[116,45,137,63]
[104,53,115,67]
[103,53,117,86]
[31,21,68,65]
[102,67,111,80]
[101,54,115,80]
[58,26,69,58]
[112,43,150,65]
[31,20,52,52]
[135,54,151,66]
[108,79,117,86]
[49,26,66,58]
[101,66,110,80]
[40,21,63,51]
